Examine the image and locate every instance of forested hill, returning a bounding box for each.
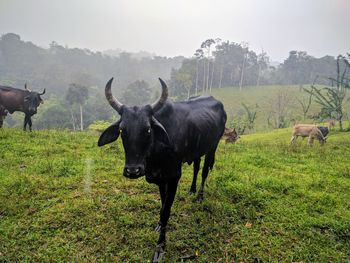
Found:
[0,33,184,96]
[0,33,344,100]
[169,39,342,99]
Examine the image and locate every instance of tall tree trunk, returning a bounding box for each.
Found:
[80,104,83,131]
[206,60,210,92]
[70,108,76,130]
[195,59,199,95]
[230,66,235,87]
[256,63,261,87]
[210,61,215,93]
[202,60,206,93]
[339,115,343,131]
[219,66,223,89]
[239,54,247,91]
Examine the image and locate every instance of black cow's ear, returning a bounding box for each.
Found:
[151,117,170,146]
[98,120,121,146]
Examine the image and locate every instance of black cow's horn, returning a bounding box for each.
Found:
[39,89,46,95]
[105,78,123,114]
[151,78,168,112]
[24,83,31,92]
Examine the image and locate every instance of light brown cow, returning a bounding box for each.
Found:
[290,124,326,145]
[328,119,336,130]
[222,127,240,143]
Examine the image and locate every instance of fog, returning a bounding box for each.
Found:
[0,0,349,61]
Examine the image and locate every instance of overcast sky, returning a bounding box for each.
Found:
[0,0,349,62]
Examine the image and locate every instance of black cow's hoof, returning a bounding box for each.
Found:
[189,188,196,194]
[154,221,162,232]
[151,243,165,262]
[196,194,204,203]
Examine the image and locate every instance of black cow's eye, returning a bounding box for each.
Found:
[146,128,151,135]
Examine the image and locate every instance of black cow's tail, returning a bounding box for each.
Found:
[220,105,228,137]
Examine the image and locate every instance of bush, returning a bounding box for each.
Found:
[88,120,112,133]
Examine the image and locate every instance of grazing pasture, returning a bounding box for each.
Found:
[0,128,349,262]
[212,85,350,132]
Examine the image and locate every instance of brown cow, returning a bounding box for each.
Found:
[0,105,8,128]
[0,83,45,131]
[222,127,240,143]
[290,124,326,145]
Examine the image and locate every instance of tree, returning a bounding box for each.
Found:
[306,55,350,130]
[200,39,215,92]
[121,80,152,105]
[170,68,193,100]
[275,50,337,85]
[66,83,89,131]
[239,42,249,91]
[267,90,294,128]
[297,85,314,120]
[209,38,222,92]
[256,50,269,87]
[194,49,204,95]
[35,101,71,129]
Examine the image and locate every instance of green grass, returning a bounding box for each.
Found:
[0,128,349,262]
[4,84,350,133]
[211,85,350,132]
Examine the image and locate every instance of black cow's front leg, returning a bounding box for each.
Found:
[152,180,179,262]
[28,116,33,132]
[23,115,29,131]
[155,183,167,232]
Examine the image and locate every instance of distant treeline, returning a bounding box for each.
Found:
[0,33,184,96]
[170,39,339,99]
[0,33,346,130]
[0,33,340,99]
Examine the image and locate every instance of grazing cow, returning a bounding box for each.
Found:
[317,126,329,139]
[222,127,240,143]
[328,119,336,130]
[0,105,8,128]
[290,124,326,145]
[98,78,226,262]
[0,83,45,131]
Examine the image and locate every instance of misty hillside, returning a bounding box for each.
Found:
[0,33,345,101]
[1,33,349,131]
[103,49,157,60]
[0,33,184,96]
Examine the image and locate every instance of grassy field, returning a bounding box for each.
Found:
[211,85,350,132]
[0,128,350,262]
[4,84,350,133]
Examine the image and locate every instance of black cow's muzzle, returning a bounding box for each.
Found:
[123,165,144,179]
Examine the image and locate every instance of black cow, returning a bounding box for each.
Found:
[98,78,226,262]
[0,83,45,131]
[318,126,329,140]
[0,105,8,128]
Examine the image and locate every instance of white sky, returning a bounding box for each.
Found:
[0,0,349,62]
